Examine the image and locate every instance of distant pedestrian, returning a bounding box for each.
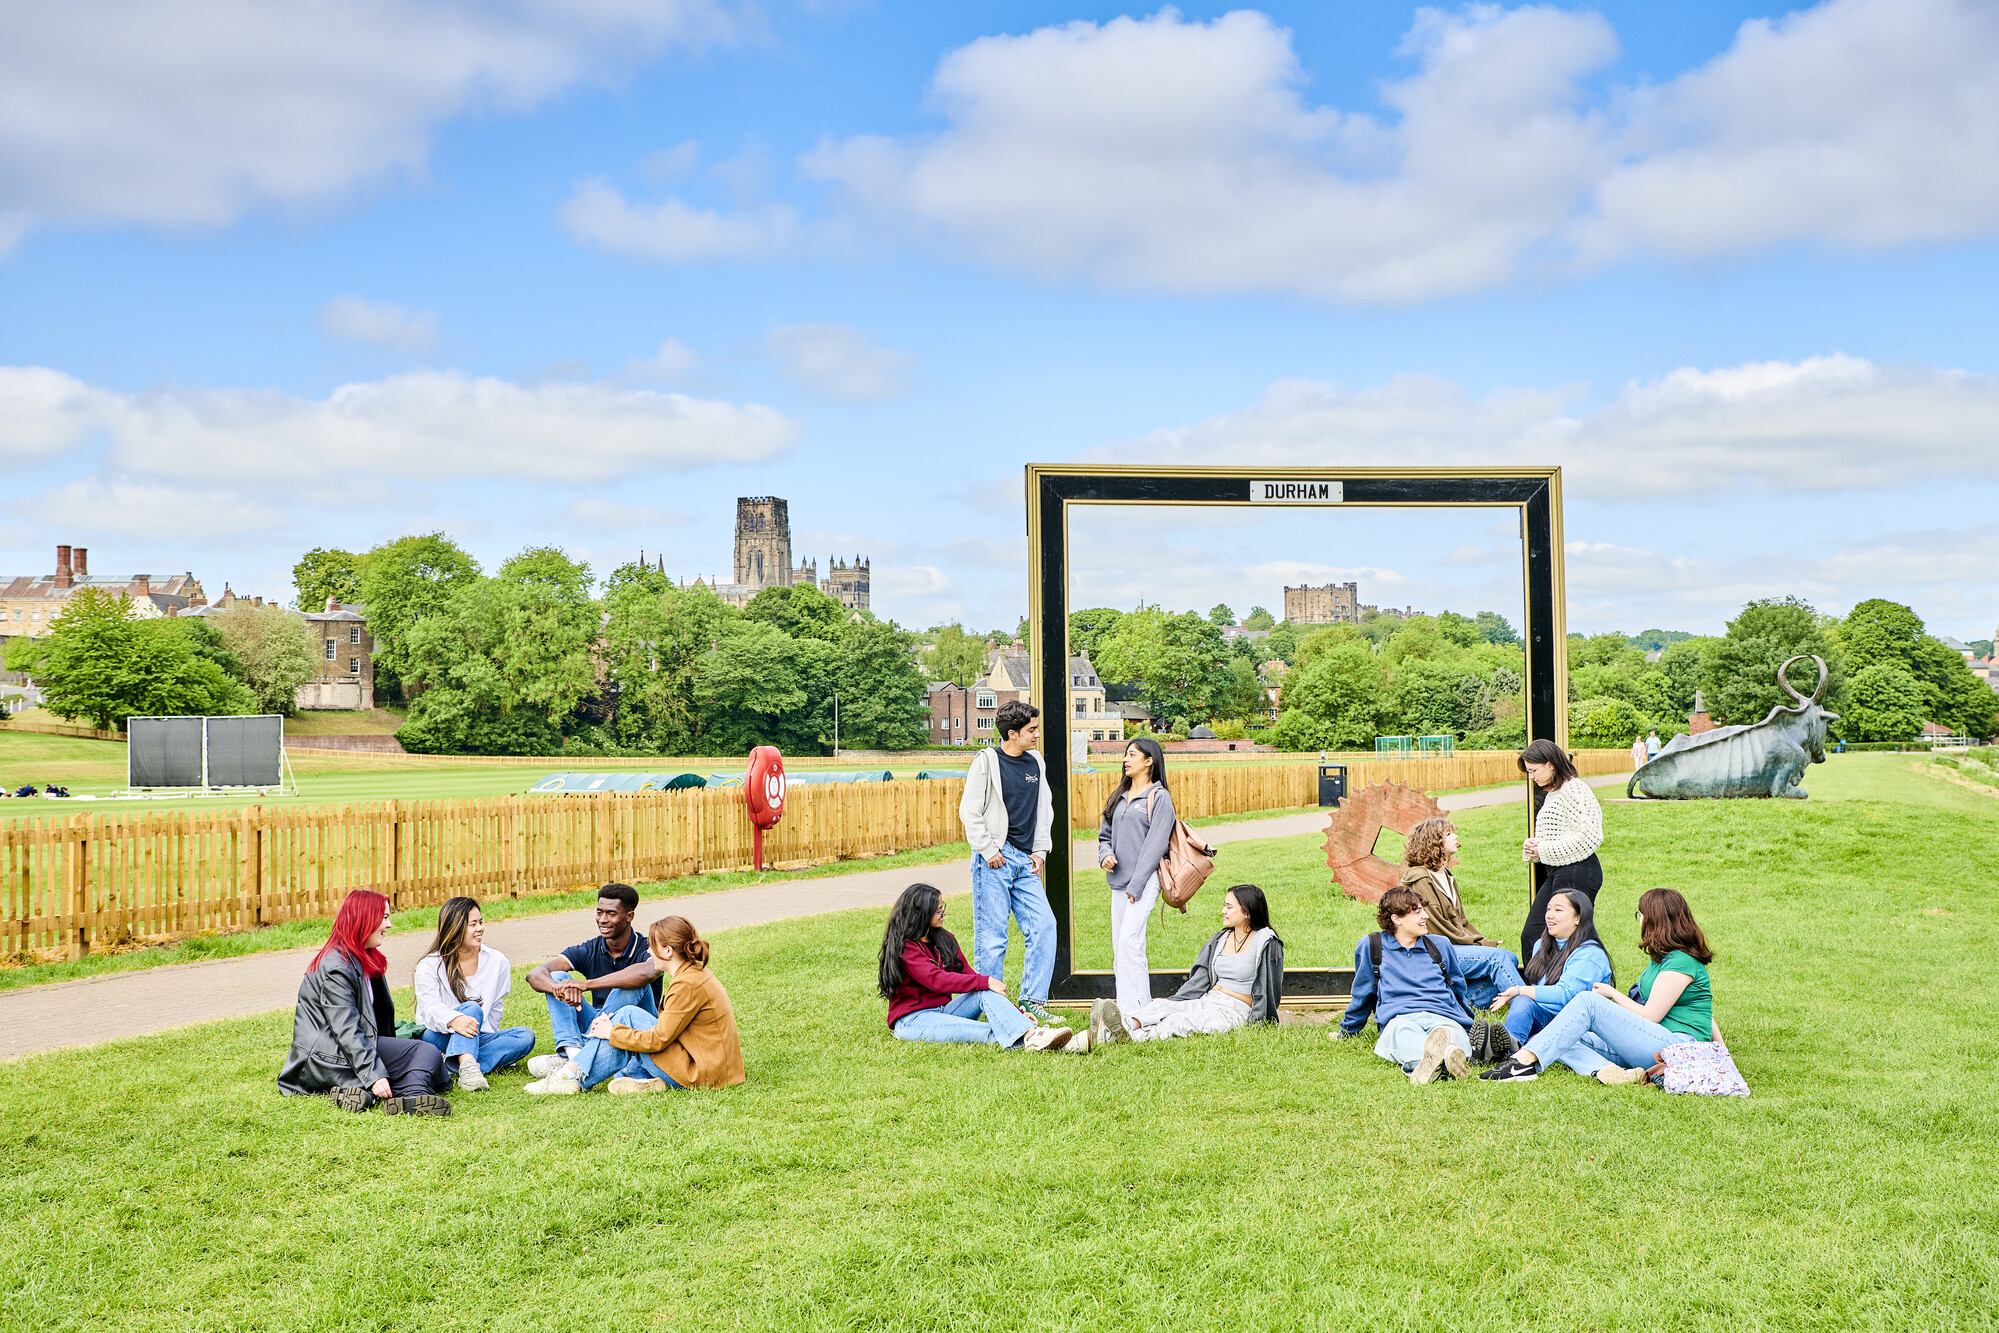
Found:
[1646,731,1662,760]
[1630,736,1648,770]
[958,701,1059,1025]
[1516,740,1605,961]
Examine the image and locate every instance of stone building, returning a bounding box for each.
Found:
[299,599,375,710]
[0,544,205,635]
[1283,581,1359,625]
[692,496,871,612]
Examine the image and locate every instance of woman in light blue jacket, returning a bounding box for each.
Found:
[1492,889,1614,1056]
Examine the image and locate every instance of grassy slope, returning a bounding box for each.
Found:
[1,756,1995,1330]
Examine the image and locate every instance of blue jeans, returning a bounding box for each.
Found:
[420,1000,538,1076]
[1523,992,1696,1076]
[893,989,1034,1047]
[545,970,658,1055]
[574,1004,685,1090]
[1454,945,1524,1011]
[1504,993,1558,1046]
[970,844,1055,1003]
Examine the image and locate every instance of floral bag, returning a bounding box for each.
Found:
[1656,1041,1750,1097]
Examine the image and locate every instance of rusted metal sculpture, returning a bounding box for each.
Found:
[1323,780,1448,903]
[1629,655,1837,800]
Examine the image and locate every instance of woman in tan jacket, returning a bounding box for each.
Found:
[1400,818,1528,1063]
[555,916,745,1094]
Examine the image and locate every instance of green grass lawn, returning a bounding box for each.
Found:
[1,754,1995,1329]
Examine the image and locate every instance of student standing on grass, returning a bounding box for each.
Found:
[1334,886,1476,1085]
[958,701,1060,1025]
[1489,889,1613,1053]
[879,883,1080,1051]
[1484,888,1714,1085]
[1518,740,1605,961]
[1092,885,1283,1045]
[413,897,536,1091]
[1397,817,1525,1060]
[278,889,452,1116]
[1098,736,1175,1017]
[524,883,662,1076]
[1646,731,1662,761]
[526,916,745,1095]
[1631,735,1649,769]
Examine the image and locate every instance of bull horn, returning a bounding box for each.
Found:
[1777,655,1828,706]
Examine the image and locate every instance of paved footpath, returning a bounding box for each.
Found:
[0,773,1628,1059]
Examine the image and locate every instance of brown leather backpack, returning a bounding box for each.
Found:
[1146,788,1218,912]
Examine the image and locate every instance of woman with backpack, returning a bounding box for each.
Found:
[1517,739,1605,960]
[1091,884,1283,1045]
[277,889,452,1115]
[1097,737,1174,1016]
[413,896,536,1090]
[1483,888,1716,1085]
[879,883,1078,1051]
[1488,888,1614,1058]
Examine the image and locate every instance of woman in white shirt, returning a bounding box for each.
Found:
[1516,740,1605,961]
[415,896,536,1091]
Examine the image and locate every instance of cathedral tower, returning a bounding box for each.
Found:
[733,497,793,591]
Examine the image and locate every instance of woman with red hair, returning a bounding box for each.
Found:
[278,890,451,1115]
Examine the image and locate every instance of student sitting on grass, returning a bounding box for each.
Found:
[879,883,1079,1052]
[1334,886,1475,1085]
[278,889,451,1116]
[1488,888,1614,1058]
[1091,884,1283,1045]
[523,916,745,1095]
[1483,887,1716,1085]
[1397,816,1526,1058]
[523,882,661,1077]
[413,896,536,1091]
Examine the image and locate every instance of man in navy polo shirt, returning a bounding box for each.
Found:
[522,883,662,1093]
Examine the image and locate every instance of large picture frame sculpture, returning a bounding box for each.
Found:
[1026,464,1568,1003]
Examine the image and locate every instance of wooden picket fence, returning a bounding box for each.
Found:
[0,750,1632,957]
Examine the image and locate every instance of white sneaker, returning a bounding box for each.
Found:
[527,1054,571,1079]
[1021,1025,1074,1052]
[523,1073,580,1096]
[457,1059,489,1092]
[1066,1029,1093,1054]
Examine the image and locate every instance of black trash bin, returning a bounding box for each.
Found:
[1318,763,1347,807]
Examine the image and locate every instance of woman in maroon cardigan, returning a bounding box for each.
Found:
[878,883,1079,1051]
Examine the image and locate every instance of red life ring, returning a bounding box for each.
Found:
[746,746,786,828]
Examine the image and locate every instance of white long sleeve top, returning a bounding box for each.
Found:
[413,945,513,1034]
[1532,777,1604,867]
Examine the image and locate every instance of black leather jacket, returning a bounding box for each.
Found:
[277,953,398,1095]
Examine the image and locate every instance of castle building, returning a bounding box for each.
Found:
[692,496,870,612]
[1283,581,1359,625]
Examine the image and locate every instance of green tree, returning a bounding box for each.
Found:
[1629,628,1695,652]
[1275,641,1388,749]
[1838,664,1926,741]
[1243,606,1275,632]
[1208,603,1235,628]
[29,589,252,729]
[212,604,320,715]
[1839,599,1997,737]
[698,619,837,755]
[1701,597,1845,726]
[1263,621,1301,665]
[1068,607,1124,664]
[598,574,733,753]
[1657,637,1713,714]
[359,533,480,685]
[1092,606,1234,723]
[923,623,986,686]
[1570,696,1645,748]
[743,583,847,643]
[830,618,931,750]
[293,548,365,612]
[1474,611,1519,645]
[1435,610,1481,649]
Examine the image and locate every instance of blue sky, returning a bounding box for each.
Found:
[3,0,1997,643]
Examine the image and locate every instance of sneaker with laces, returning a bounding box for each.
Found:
[527,1054,572,1079]
[1409,1026,1454,1084]
[1595,1065,1648,1085]
[1066,1029,1092,1054]
[1089,998,1130,1046]
[1479,1056,1540,1082]
[382,1093,452,1117]
[456,1059,489,1092]
[608,1076,668,1095]
[1020,998,1060,1026]
[524,1073,581,1096]
[1443,1047,1470,1080]
[1022,1025,1074,1052]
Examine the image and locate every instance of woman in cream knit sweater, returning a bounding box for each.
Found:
[1516,739,1604,960]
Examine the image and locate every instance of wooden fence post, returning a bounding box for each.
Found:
[502,794,522,899]
[65,813,90,960]
[241,805,265,925]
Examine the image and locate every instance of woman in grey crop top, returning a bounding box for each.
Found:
[1089,885,1286,1046]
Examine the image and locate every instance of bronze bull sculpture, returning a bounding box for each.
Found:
[1629,656,1837,800]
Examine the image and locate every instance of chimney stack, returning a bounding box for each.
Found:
[73,547,87,577]
[326,597,340,612]
[132,574,151,597]
[54,545,72,590]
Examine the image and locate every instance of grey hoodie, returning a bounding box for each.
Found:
[1097,783,1176,895]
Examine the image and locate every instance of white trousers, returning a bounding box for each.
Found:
[1130,991,1251,1043]
[1110,874,1159,1013]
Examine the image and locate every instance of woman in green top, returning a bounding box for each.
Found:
[1480,888,1715,1085]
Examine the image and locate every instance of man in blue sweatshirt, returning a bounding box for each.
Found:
[1336,885,1476,1084]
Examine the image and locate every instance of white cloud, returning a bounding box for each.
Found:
[561,179,796,261]
[319,295,438,353]
[0,366,797,486]
[873,564,955,599]
[765,324,912,402]
[623,338,704,383]
[0,367,104,459]
[0,1,734,252]
[789,0,1999,302]
[565,497,684,531]
[30,478,286,538]
[640,141,702,185]
[1113,355,1999,498]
